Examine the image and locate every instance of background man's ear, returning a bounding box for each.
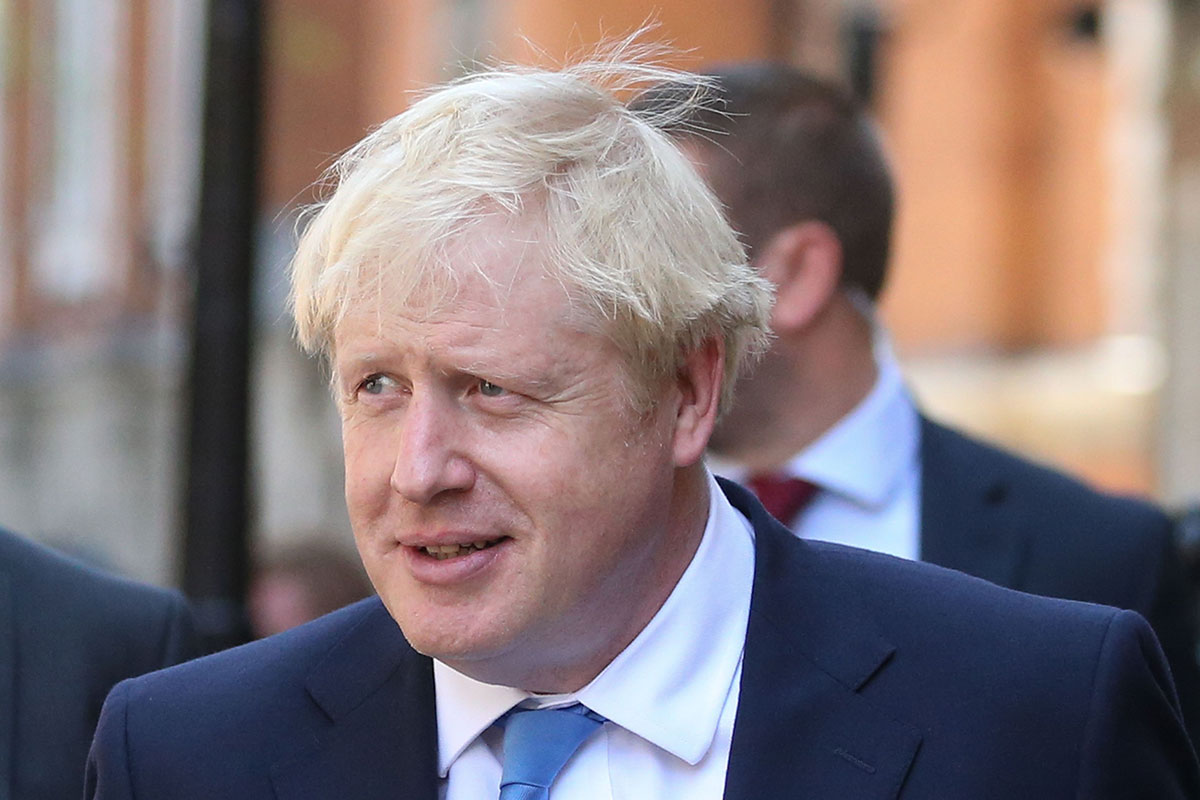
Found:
[756,220,844,333]
[672,337,724,467]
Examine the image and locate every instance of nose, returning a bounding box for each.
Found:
[389,392,476,504]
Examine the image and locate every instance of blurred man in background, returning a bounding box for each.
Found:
[248,538,373,638]
[642,62,1200,741]
[0,525,197,799]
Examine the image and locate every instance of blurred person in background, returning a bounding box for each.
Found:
[248,537,374,638]
[640,61,1200,742]
[0,525,197,799]
[84,50,1197,799]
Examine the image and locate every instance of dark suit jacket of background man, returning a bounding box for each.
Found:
[919,417,1200,743]
[85,480,1199,799]
[0,526,198,800]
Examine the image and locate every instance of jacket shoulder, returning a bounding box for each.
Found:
[812,538,1122,634]
[920,417,1169,533]
[105,597,401,739]
[1,526,197,666]
[87,598,417,797]
[2,526,187,618]
[121,597,384,699]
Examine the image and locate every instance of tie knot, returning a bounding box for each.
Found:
[499,703,606,800]
[746,473,818,524]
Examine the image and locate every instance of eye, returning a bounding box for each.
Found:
[358,374,395,396]
[478,379,507,397]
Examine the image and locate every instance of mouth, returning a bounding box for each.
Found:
[417,537,508,560]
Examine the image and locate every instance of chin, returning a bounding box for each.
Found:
[395,613,511,665]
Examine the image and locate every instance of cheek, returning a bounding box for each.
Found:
[534,427,667,522]
[342,425,396,514]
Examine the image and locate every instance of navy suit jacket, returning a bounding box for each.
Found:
[919,417,1200,743]
[86,480,1198,798]
[0,527,197,800]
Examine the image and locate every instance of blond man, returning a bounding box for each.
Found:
[87,51,1196,799]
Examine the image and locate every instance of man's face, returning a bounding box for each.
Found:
[333,222,701,690]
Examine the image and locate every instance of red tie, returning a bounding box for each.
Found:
[746,474,818,524]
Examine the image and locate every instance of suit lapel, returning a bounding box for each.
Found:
[918,416,1026,589]
[270,600,439,800]
[720,480,922,800]
[0,568,13,800]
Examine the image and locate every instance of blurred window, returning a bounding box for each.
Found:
[32,0,127,304]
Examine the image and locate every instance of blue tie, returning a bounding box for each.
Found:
[498,703,606,800]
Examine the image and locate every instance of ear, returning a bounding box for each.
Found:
[671,336,724,467]
[756,220,843,333]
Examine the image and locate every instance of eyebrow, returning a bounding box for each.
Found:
[330,350,383,381]
[334,347,564,393]
[338,350,380,364]
[459,357,561,394]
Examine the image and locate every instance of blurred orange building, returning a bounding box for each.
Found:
[0,0,1186,580]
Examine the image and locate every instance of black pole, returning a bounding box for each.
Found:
[182,0,262,652]
[843,7,884,107]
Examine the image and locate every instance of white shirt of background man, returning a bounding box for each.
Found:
[711,330,922,561]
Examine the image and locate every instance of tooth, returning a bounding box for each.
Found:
[423,541,503,559]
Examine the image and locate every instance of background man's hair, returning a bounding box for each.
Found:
[635,62,895,301]
[289,40,773,415]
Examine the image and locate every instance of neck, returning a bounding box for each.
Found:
[709,295,878,473]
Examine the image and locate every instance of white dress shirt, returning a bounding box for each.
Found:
[711,332,922,561]
[433,469,756,799]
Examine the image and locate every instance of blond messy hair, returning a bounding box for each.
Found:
[288,39,772,415]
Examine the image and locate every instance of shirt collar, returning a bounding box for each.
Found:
[433,665,524,776]
[433,469,755,773]
[787,330,918,509]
